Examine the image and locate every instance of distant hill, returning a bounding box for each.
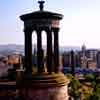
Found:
[59,46,80,52]
[0,44,24,56]
[0,44,80,56]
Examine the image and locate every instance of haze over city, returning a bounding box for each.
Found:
[0,0,100,48]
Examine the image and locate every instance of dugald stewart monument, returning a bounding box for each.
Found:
[17,1,69,100]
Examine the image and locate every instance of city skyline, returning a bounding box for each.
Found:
[0,0,100,48]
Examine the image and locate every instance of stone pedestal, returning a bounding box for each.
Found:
[17,73,69,100]
[19,85,68,100]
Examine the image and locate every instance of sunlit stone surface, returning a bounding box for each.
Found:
[19,85,68,100]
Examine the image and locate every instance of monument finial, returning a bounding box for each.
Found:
[38,0,45,11]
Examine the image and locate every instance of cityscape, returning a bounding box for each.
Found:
[1,44,100,77]
[0,0,100,100]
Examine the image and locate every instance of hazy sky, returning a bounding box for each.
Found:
[0,0,100,48]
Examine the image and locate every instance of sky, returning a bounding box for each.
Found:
[0,0,100,49]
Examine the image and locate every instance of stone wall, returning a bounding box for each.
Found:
[18,85,69,100]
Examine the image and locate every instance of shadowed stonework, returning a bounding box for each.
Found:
[19,85,68,100]
[17,1,69,100]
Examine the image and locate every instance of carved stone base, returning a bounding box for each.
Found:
[17,85,69,100]
[17,73,69,100]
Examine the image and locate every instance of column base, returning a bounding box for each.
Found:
[17,73,69,100]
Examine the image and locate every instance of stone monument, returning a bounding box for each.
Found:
[17,1,69,100]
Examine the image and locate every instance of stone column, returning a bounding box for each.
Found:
[46,28,52,73]
[36,29,43,73]
[53,28,59,73]
[24,28,32,74]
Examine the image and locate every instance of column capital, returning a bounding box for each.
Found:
[24,27,33,33]
[35,27,43,32]
[45,27,52,33]
[36,28,42,36]
[52,28,59,32]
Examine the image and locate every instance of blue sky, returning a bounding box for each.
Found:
[0,0,100,48]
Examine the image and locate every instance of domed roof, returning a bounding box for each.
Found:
[20,10,63,21]
[20,1,63,21]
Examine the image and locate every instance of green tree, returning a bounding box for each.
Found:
[84,73,100,100]
[67,74,82,100]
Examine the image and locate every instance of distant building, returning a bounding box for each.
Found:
[79,44,87,68]
[62,52,71,68]
[62,51,81,69]
[0,56,8,64]
[79,45,98,69]
[75,52,81,67]
[8,54,21,65]
[62,44,99,70]
[86,49,98,61]
[87,59,96,69]
[96,51,100,68]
